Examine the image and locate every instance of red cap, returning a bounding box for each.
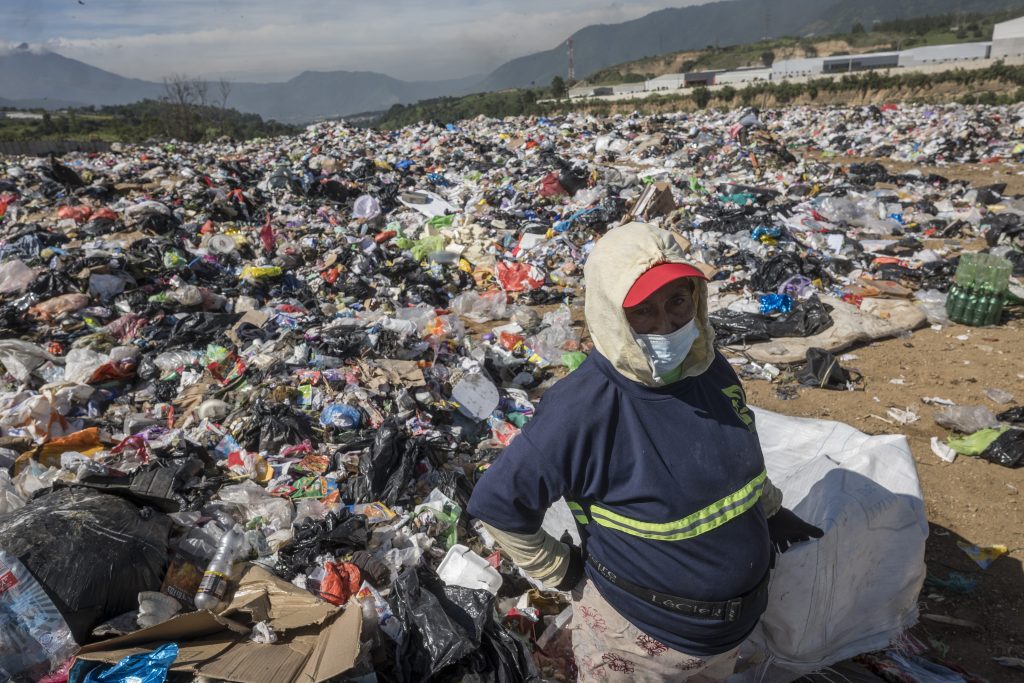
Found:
[622,262,707,308]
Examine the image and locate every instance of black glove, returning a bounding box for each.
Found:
[555,543,585,591]
[767,507,824,554]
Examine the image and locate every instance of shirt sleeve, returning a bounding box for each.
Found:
[467,428,573,534]
[761,476,783,517]
[480,523,573,587]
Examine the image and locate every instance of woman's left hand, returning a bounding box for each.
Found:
[767,507,824,553]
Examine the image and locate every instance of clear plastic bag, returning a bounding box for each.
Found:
[0,549,79,682]
[933,405,999,433]
[216,480,295,533]
[451,291,508,323]
[525,305,578,365]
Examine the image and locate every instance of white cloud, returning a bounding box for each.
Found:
[9,1,705,82]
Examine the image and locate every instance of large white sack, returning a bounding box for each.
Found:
[542,407,927,680]
[732,408,927,681]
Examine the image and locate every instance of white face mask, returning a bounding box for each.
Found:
[636,319,700,380]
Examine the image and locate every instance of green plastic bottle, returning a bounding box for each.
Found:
[985,290,1004,325]
[946,283,967,322]
[967,284,992,326]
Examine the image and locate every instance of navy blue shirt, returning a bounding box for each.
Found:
[468,350,771,656]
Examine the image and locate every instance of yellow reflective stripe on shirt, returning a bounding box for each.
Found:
[586,470,766,542]
[567,501,589,525]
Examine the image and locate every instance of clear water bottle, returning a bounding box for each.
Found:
[193,524,244,612]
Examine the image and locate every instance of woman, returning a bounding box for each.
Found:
[468,222,822,682]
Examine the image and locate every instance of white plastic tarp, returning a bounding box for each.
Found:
[542,408,927,680]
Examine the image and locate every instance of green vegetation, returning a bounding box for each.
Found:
[373,61,1024,128]
[0,99,298,143]
[587,68,656,85]
[550,76,568,99]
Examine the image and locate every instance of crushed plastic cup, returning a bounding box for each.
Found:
[436,543,502,595]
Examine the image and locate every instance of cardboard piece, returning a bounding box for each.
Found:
[77,565,362,683]
[628,182,676,221]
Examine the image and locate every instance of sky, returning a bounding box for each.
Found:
[3,0,709,83]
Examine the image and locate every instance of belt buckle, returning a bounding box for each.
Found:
[725,598,743,622]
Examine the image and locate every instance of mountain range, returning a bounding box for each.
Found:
[2,0,1022,123]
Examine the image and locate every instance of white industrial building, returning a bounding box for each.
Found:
[571,15,1024,101]
[992,16,1024,59]
[645,74,688,91]
[772,57,825,78]
[714,67,773,85]
[899,42,991,66]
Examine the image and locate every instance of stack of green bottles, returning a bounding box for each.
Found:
[945,253,1013,326]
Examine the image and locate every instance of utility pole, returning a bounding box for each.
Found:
[567,38,575,82]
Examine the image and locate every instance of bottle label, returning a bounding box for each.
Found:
[197,571,229,601]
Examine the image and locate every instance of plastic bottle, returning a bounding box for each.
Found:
[193,524,244,612]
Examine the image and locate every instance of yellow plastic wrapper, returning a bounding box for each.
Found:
[240,265,283,281]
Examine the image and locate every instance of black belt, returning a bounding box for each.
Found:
[586,555,770,622]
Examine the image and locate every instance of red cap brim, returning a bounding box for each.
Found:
[622,262,707,308]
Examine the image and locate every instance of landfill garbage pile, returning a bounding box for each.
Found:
[0,103,1022,682]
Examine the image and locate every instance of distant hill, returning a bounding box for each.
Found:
[0,46,480,123]
[477,0,1024,90]
[3,0,1023,123]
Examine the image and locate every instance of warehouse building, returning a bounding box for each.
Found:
[898,42,991,66]
[992,16,1024,59]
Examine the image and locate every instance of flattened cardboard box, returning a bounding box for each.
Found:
[76,565,362,683]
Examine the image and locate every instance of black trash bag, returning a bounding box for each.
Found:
[766,296,834,338]
[996,406,1024,425]
[70,457,206,513]
[0,488,170,643]
[983,213,1024,250]
[237,399,317,453]
[353,419,421,506]
[709,309,771,345]
[275,510,368,580]
[980,429,1024,468]
[386,567,540,683]
[350,549,391,588]
[975,183,1006,205]
[750,252,805,293]
[444,615,542,683]
[387,567,487,681]
[167,312,241,346]
[796,348,860,390]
